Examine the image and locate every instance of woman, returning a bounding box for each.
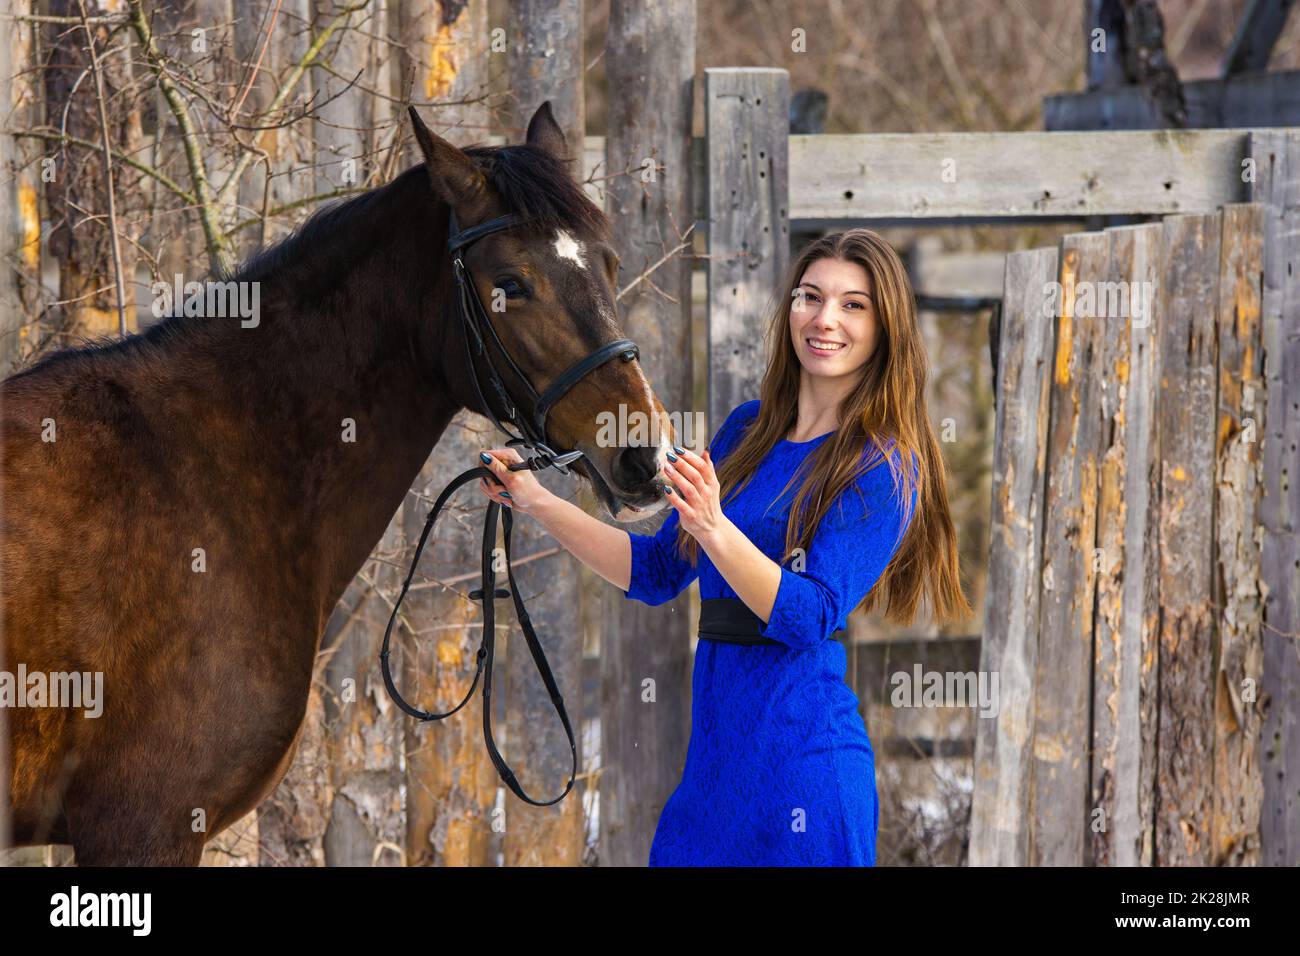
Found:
[476,228,970,865]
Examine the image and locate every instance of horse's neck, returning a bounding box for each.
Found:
[175,184,462,613]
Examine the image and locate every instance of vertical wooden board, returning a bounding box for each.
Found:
[391,0,498,868]
[705,68,791,434]
[1,0,40,376]
[600,1,697,867]
[1031,231,1108,867]
[232,0,317,258]
[1211,203,1266,866]
[309,0,407,868]
[503,0,585,869]
[1248,130,1300,866]
[969,246,1057,866]
[1089,222,1162,866]
[1154,212,1221,866]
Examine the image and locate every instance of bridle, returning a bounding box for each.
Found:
[379,208,639,806]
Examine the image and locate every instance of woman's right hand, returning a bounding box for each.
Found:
[476,447,553,515]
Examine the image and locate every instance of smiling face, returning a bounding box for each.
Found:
[788,256,881,380]
[463,224,672,521]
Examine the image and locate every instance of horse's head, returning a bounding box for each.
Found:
[410,103,671,522]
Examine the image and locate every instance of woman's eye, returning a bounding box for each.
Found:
[495,278,530,299]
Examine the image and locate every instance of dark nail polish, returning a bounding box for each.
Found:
[666,452,678,462]
[480,452,492,464]
[672,445,684,455]
[501,491,512,499]
[663,485,673,495]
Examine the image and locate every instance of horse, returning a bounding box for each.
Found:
[0,103,673,865]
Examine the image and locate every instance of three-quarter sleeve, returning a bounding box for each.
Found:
[624,504,695,605]
[758,447,918,650]
[623,399,759,606]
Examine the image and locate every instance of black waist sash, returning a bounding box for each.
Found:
[697,597,848,647]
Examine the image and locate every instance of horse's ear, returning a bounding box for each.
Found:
[408,106,489,211]
[525,101,569,165]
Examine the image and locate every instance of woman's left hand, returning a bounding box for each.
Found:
[662,445,729,548]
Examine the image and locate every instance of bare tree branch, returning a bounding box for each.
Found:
[128,0,229,274]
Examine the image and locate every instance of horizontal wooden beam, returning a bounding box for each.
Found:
[786,131,1251,220]
[1044,70,1300,130]
[578,129,1258,223]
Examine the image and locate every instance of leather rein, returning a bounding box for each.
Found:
[379,209,639,807]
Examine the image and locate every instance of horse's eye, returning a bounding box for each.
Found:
[494,277,530,300]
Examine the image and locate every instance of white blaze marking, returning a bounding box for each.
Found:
[644,382,673,475]
[553,230,585,268]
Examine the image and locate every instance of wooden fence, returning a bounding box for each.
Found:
[969,191,1290,865]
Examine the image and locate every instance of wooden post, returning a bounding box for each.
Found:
[1030,232,1107,866]
[391,0,500,869]
[969,246,1057,866]
[600,0,696,867]
[1222,0,1297,77]
[1211,203,1266,866]
[313,0,407,868]
[504,0,585,867]
[1089,222,1162,867]
[1,0,40,376]
[1153,212,1221,865]
[1249,130,1300,866]
[704,68,790,450]
[232,0,318,260]
[1085,0,1128,91]
[250,3,333,864]
[43,0,142,338]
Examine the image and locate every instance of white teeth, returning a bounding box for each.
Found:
[808,338,845,351]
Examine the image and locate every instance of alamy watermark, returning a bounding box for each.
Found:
[595,403,707,449]
[890,665,999,718]
[151,274,261,328]
[1042,279,1154,327]
[1,664,103,718]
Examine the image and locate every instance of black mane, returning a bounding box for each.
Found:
[461,142,610,240]
[232,141,609,284]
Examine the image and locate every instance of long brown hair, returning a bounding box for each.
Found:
[677,229,971,627]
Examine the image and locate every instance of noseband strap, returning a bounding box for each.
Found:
[379,207,640,807]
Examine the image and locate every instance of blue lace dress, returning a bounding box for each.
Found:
[623,399,917,866]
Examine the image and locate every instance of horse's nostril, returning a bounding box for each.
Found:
[614,446,659,488]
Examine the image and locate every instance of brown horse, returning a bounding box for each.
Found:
[0,104,672,865]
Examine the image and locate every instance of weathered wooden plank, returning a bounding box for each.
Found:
[0,0,40,377]
[1031,232,1109,867]
[395,0,498,869]
[589,130,1258,223]
[1089,222,1162,867]
[1154,212,1222,866]
[1045,71,1300,131]
[504,0,585,869]
[314,0,406,867]
[789,131,1249,221]
[1211,203,1266,866]
[969,247,1057,866]
[599,1,697,867]
[705,67,790,434]
[0,0,41,851]
[1249,130,1300,866]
